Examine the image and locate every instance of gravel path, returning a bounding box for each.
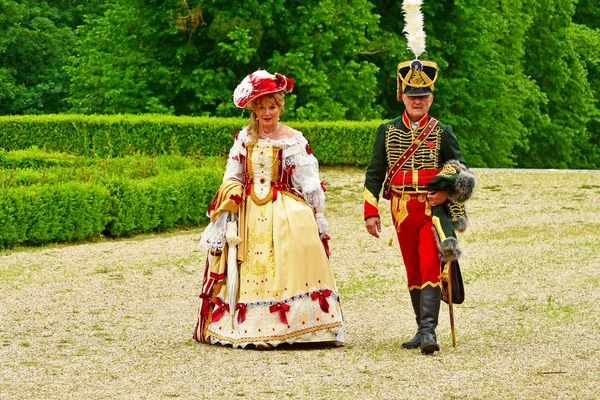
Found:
[1,168,599,399]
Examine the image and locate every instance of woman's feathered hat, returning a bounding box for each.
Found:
[397,0,439,98]
[233,69,294,109]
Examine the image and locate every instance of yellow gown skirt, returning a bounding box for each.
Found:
[206,191,344,347]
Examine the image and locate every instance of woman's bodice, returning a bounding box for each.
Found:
[223,129,326,210]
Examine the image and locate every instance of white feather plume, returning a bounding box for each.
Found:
[233,69,275,106]
[233,75,254,105]
[402,0,426,58]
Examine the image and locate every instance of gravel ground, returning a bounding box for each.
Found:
[1,168,599,400]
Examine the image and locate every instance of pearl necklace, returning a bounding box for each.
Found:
[259,123,280,137]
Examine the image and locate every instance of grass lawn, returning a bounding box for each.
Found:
[1,168,599,399]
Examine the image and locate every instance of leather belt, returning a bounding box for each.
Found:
[391,186,428,193]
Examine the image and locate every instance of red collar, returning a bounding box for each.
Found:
[402,112,429,131]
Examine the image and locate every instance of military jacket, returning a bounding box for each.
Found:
[363,112,473,239]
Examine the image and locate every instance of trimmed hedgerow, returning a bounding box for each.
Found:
[0,114,243,159]
[0,149,223,248]
[0,114,384,166]
[0,182,110,247]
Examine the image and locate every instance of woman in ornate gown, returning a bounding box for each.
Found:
[193,69,344,349]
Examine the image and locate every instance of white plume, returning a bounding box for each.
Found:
[233,75,254,105]
[402,0,426,58]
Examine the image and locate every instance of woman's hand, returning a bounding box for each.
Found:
[315,212,328,238]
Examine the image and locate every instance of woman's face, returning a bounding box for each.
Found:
[254,95,281,132]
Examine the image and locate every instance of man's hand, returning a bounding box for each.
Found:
[365,216,381,238]
[427,190,449,207]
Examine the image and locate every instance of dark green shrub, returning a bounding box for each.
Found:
[0,182,110,248]
[0,148,224,247]
[0,115,384,166]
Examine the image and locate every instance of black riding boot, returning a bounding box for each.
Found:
[419,285,441,354]
[402,288,421,349]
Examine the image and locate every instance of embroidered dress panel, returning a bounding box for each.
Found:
[247,143,280,205]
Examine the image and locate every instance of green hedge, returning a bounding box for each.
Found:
[0,149,223,248]
[290,120,383,166]
[0,114,384,166]
[0,182,111,247]
[102,171,218,237]
[0,114,242,159]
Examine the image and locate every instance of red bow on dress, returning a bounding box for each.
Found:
[272,181,289,202]
[310,289,331,313]
[211,297,230,323]
[236,303,247,324]
[269,303,290,325]
[243,176,252,194]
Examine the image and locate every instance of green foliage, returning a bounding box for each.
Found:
[0,1,599,168]
[292,120,383,166]
[573,0,600,29]
[0,114,243,158]
[516,0,597,168]
[66,1,184,115]
[419,0,538,167]
[0,148,224,248]
[567,23,600,167]
[0,182,111,247]
[0,0,75,114]
[0,114,387,166]
[102,170,219,236]
[66,0,384,120]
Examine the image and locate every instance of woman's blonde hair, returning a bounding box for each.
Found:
[246,91,285,142]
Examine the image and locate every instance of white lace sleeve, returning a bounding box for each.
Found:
[223,129,247,181]
[289,136,326,210]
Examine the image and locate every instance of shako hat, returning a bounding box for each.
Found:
[397,59,438,97]
[397,0,439,99]
[233,69,294,109]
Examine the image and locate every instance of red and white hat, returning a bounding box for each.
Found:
[233,69,295,109]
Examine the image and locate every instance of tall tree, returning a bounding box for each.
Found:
[571,0,600,167]
[67,0,384,120]
[67,1,186,114]
[370,0,540,167]
[516,0,596,168]
[0,1,74,114]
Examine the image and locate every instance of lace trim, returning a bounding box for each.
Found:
[199,212,229,250]
[223,287,341,309]
[208,322,343,346]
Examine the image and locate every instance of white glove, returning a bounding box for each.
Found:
[199,211,230,250]
[315,212,327,238]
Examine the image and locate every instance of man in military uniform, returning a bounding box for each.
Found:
[363,59,476,354]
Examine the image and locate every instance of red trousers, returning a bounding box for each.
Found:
[390,194,441,289]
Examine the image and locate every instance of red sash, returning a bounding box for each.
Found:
[382,118,439,200]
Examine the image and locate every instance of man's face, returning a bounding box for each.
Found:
[402,94,434,122]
